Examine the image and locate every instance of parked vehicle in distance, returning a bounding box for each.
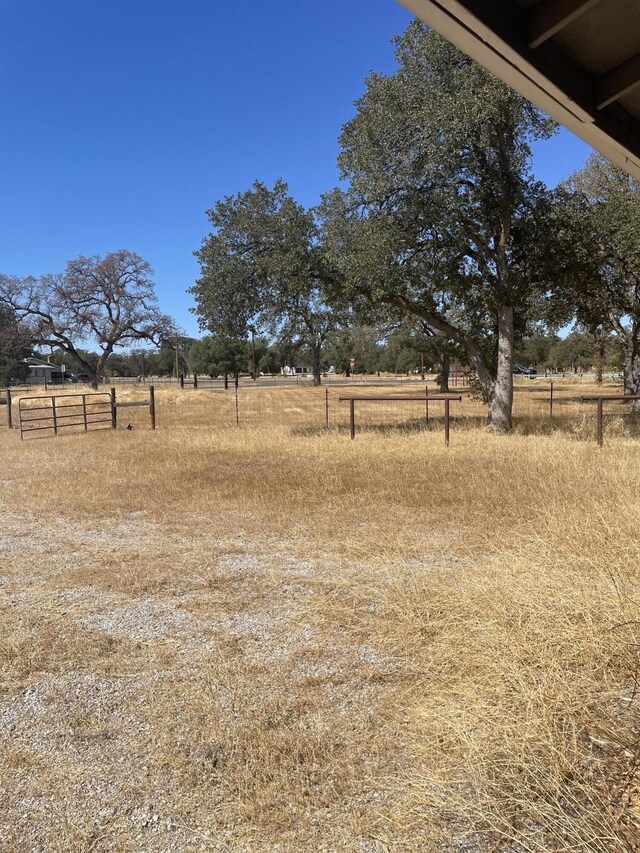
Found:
[512,364,537,376]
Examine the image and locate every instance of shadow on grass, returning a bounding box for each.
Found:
[291,410,640,442]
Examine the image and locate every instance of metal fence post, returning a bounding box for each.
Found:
[193,373,198,390]
[82,395,88,431]
[180,373,184,390]
[444,398,450,447]
[150,385,156,430]
[597,397,603,448]
[235,386,239,427]
[325,388,329,428]
[425,385,429,424]
[110,387,117,429]
[6,389,12,429]
[350,398,355,439]
[550,380,554,419]
[51,396,58,435]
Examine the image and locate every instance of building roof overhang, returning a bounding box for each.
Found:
[25,358,63,371]
[398,0,640,179]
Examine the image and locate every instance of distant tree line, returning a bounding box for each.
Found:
[10,325,621,390]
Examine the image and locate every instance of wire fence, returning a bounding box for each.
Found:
[4,376,635,442]
[107,373,458,390]
[118,377,632,437]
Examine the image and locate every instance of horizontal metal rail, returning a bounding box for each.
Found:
[18,392,109,403]
[20,409,110,422]
[18,401,109,411]
[20,419,113,433]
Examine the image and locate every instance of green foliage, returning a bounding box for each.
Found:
[191,181,347,385]
[322,22,586,430]
[324,325,384,374]
[188,336,249,377]
[0,304,31,386]
[564,153,640,393]
[514,333,559,369]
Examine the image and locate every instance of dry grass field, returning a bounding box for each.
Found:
[1,379,639,851]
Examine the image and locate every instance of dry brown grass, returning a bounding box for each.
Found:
[1,379,639,850]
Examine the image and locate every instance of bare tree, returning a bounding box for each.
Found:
[0,251,175,388]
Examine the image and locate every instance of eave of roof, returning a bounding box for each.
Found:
[398,0,640,180]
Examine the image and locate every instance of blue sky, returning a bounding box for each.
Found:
[1,0,592,339]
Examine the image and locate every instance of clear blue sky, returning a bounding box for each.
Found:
[1,0,592,339]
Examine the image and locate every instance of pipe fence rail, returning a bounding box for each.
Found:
[338,394,462,444]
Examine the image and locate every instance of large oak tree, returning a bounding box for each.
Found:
[564,153,640,405]
[0,250,174,389]
[0,304,32,386]
[325,23,581,432]
[190,181,346,386]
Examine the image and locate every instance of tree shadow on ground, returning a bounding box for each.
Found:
[291,410,640,442]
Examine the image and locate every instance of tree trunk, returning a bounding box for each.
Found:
[487,304,514,433]
[438,349,450,393]
[311,345,322,387]
[596,334,605,385]
[624,333,640,411]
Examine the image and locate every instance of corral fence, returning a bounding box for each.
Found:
[339,393,462,444]
[149,377,633,445]
[581,393,640,447]
[13,387,156,440]
[5,377,636,445]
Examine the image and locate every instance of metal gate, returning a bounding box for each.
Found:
[18,392,114,440]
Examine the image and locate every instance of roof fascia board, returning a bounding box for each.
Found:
[397,0,640,180]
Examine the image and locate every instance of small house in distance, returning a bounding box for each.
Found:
[24,357,64,385]
[281,364,311,376]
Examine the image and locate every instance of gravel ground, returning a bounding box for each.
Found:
[0,508,409,852]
